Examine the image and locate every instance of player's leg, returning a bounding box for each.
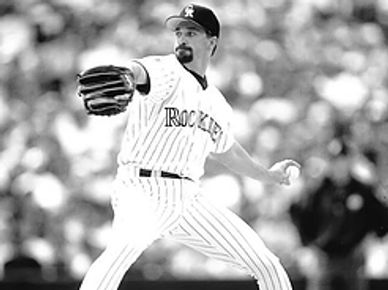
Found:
[80,177,183,290]
[168,194,293,290]
[79,237,149,290]
[79,178,158,290]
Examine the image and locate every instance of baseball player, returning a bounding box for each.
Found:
[77,4,300,290]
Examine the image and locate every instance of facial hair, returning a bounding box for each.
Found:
[175,45,193,63]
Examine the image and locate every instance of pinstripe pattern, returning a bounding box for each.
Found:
[117,54,235,181]
[80,176,293,290]
[80,54,292,290]
[80,177,187,290]
[166,194,293,290]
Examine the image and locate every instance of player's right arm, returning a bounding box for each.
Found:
[127,61,149,86]
[125,61,152,96]
[126,55,180,103]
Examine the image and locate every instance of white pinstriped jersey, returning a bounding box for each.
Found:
[81,55,293,290]
[117,54,234,181]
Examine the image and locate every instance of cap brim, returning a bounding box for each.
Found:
[165,16,204,32]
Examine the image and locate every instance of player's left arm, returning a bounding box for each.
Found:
[211,141,300,185]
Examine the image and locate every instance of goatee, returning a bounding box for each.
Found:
[175,46,193,63]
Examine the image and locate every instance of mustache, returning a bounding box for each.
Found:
[176,45,192,52]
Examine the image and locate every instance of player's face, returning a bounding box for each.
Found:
[173,24,212,64]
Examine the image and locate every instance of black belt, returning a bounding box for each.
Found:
[139,169,191,180]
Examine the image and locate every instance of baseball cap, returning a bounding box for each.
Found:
[165,3,220,38]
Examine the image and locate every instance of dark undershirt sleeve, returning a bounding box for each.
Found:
[133,60,151,95]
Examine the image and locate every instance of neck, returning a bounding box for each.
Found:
[182,58,209,78]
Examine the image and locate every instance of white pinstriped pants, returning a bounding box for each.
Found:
[80,168,293,290]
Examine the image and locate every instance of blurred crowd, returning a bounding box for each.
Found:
[1,0,388,285]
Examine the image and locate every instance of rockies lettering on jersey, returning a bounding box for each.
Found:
[164,107,222,142]
[117,54,235,180]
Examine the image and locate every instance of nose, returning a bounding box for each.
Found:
[177,36,186,46]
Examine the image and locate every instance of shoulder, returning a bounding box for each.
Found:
[203,86,234,128]
[136,54,178,68]
[207,85,233,111]
[133,54,180,102]
[135,54,181,82]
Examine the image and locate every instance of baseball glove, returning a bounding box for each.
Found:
[77,65,135,116]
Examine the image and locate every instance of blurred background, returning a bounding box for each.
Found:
[1,0,388,289]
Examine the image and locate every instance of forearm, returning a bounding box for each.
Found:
[211,142,274,183]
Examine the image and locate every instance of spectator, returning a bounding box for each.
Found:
[1,0,388,283]
[3,254,43,282]
[289,139,388,290]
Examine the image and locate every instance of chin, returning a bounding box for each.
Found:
[175,50,193,64]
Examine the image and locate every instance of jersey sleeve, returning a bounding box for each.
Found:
[213,122,234,154]
[134,55,179,103]
[212,94,235,154]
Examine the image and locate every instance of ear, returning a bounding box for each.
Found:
[209,36,218,56]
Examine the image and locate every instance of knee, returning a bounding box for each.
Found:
[252,251,292,290]
[259,248,284,271]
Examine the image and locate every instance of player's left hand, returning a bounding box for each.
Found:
[77,65,135,116]
[268,159,301,186]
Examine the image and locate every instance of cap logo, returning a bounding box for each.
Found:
[184,4,194,18]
